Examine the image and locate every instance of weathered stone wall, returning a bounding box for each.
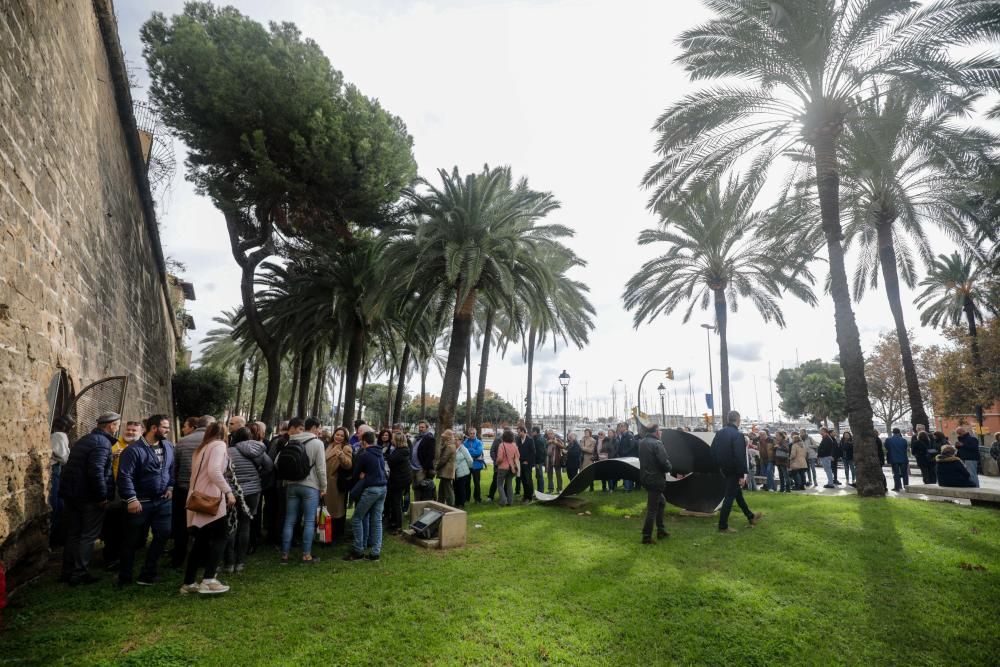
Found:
[0,0,176,583]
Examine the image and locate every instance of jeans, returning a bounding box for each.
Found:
[763,462,775,491]
[791,469,807,489]
[120,497,172,584]
[184,516,227,585]
[844,461,857,484]
[963,460,980,487]
[623,479,634,492]
[806,459,818,486]
[471,468,482,502]
[61,500,105,581]
[777,465,789,492]
[718,474,754,530]
[497,468,515,506]
[520,463,534,501]
[225,492,259,567]
[352,485,386,555]
[832,459,840,481]
[455,475,471,508]
[534,463,545,493]
[891,462,909,490]
[282,483,320,556]
[642,489,666,539]
[437,478,455,506]
[170,487,189,566]
[819,457,835,486]
[49,464,64,547]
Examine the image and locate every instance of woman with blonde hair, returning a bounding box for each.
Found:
[181,422,235,595]
[324,426,353,544]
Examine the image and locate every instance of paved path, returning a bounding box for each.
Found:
[758,466,1000,504]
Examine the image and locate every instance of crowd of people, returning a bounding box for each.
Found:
[47,408,1000,590]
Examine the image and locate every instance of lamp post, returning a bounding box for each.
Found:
[701,323,716,430]
[559,370,570,441]
[612,379,624,423]
[657,382,666,427]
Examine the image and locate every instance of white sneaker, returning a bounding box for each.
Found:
[198,578,230,595]
[179,583,201,595]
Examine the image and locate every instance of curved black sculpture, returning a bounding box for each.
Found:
[535,429,726,513]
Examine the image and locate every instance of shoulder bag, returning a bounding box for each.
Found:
[186,445,223,514]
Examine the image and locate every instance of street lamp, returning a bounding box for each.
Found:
[701,323,716,430]
[559,370,570,441]
[657,382,666,428]
[612,378,624,423]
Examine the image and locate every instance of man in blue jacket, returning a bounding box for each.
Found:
[955,426,982,488]
[59,412,119,585]
[463,428,485,504]
[884,427,910,491]
[117,414,175,586]
[344,430,388,561]
[711,410,762,533]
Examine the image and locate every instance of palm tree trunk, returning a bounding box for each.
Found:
[393,343,411,427]
[813,133,884,497]
[465,327,473,428]
[713,289,731,419]
[964,297,985,429]
[438,288,477,431]
[386,365,396,427]
[341,324,364,428]
[285,353,300,420]
[297,342,315,418]
[248,360,260,421]
[420,363,427,420]
[525,326,536,429]
[474,308,495,432]
[233,361,246,418]
[877,221,930,430]
[311,349,327,419]
[335,370,345,427]
[358,361,369,420]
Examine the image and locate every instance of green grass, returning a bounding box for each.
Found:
[3,473,1000,666]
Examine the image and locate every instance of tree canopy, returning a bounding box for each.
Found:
[775,360,847,427]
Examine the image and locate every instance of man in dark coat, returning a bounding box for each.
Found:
[935,444,976,487]
[638,424,672,544]
[910,424,937,485]
[533,426,547,494]
[59,412,119,585]
[711,410,762,533]
[517,426,535,502]
[884,427,910,491]
[955,426,982,487]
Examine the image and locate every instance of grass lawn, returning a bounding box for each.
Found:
[3,472,999,666]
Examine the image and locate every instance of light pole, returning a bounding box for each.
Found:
[657,382,666,427]
[559,370,570,440]
[612,379,624,422]
[701,323,716,430]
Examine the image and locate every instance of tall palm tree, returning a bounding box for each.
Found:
[624,171,817,418]
[388,165,573,430]
[839,90,996,431]
[643,0,996,496]
[915,252,992,428]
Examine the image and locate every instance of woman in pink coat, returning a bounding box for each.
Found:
[180,422,235,596]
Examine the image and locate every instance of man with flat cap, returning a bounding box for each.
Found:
[638,422,672,544]
[59,412,120,585]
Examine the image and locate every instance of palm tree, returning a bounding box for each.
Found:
[915,252,992,428]
[624,171,817,418]
[838,90,996,431]
[388,165,573,430]
[643,0,995,496]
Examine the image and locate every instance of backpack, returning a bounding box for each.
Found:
[275,438,315,481]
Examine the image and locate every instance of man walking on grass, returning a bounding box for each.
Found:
[711,410,762,534]
[638,422,671,544]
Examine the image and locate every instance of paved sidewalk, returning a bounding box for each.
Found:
[755,467,999,504]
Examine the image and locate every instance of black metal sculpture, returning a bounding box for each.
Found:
[535,424,726,513]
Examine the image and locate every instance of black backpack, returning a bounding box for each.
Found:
[275,438,315,481]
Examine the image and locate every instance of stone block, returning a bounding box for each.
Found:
[408,500,467,549]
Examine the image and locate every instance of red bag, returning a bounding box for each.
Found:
[315,507,332,544]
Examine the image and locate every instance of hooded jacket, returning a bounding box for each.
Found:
[228,440,273,496]
[286,431,327,492]
[464,437,485,471]
[638,434,672,491]
[387,445,411,490]
[357,445,388,488]
[59,428,115,503]
[935,454,976,487]
[117,437,175,504]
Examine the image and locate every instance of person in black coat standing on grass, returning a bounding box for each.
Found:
[385,432,411,534]
[517,426,535,502]
[638,423,672,544]
[711,410,762,534]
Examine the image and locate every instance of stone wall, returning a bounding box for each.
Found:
[0,0,176,584]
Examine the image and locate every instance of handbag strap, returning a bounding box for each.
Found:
[191,443,223,498]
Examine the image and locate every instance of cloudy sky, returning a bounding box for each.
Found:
[115,0,971,424]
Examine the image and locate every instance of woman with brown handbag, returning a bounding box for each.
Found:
[180,422,235,596]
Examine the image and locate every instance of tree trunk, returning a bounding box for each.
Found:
[964,297,985,429]
[233,361,246,418]
[358,361,369,420]
[420,364,427,421]
[813,132,884,497]
[311,350,327,420]
[393,343,411,427]
[525,326,536,429]
[248,360,260,421]
[297,342,315,418]
[341,324,364,428]
[877,220,930,430]
[285,353,300,420]
[474,308,495,432]
[335,369,345,427]
[465,326,473,428]
[713,289,731,419]
[386,365,396,427]
[438,288,477,431]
